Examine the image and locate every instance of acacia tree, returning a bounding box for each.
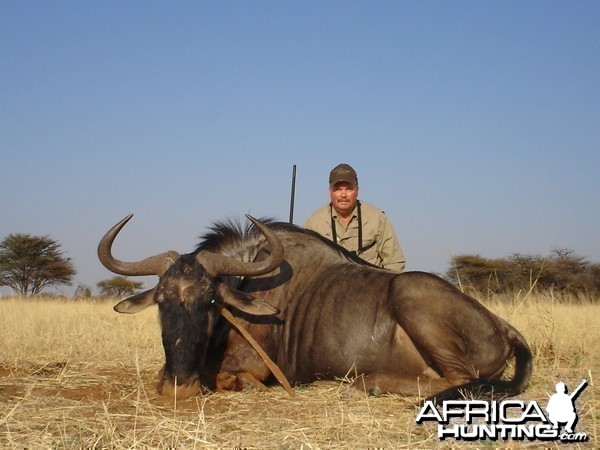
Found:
[97,276,144,298]
[446,254,512,294]
[0,233,76,297]
[74,283,92,298]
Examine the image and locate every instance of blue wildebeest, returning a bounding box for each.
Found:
[98,214,532,401]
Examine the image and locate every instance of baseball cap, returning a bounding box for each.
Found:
[329,163,358,186]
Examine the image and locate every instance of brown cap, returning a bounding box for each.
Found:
[329,163,358,186]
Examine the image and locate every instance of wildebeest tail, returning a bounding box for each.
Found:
[428,329,533,404]
[506,328,533,393]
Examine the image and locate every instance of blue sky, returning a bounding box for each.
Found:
[1,1,599,295]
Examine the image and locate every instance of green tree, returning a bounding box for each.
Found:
[74,283,92,298]
[96,276,144,298]
[0,233,76,297]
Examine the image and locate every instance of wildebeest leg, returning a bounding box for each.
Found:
[386,324,479,397]
[348,370,464,398]
[215,371,269,391]
[237,372,269,389]
[381,276,510,398]
[215,371,239,391]
[345,323,480,399]
[216,322,275,391]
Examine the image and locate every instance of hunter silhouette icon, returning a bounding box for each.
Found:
[546,379,587,433]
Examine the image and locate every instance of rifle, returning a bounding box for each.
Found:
[289,165,297,224]
[570,379,588,401]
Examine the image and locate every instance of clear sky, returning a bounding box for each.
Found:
[2,1,599,295]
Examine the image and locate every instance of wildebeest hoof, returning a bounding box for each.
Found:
[369,385,382,396]
[236,372,268,391]
[216,372,240,391]
[341,384,369,399]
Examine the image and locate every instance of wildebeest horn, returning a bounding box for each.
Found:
[197,215,284,277]
[98,214,180,276]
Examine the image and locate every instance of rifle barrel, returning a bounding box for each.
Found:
[289,165,297,224]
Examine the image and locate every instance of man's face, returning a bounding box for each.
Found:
[329,182,359,217]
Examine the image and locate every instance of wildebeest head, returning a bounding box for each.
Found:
[98,214,284,398]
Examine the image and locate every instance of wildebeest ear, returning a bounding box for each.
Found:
[114,288,156,314]
[217,283,280,316]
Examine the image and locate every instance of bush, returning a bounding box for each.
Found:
[446,249,600,298]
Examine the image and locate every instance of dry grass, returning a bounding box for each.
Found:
[0,294,597,448]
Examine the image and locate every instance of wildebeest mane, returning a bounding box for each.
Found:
[194,217,278,253]
[301,228,381,268]
[195,217,376,268]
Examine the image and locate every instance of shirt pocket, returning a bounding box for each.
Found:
[357,237,378,264]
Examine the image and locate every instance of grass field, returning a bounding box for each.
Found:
[0,293,597,448]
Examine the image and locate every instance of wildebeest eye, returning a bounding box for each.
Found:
[208,297,225,309]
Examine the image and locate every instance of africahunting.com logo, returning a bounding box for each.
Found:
[416,379,589,443]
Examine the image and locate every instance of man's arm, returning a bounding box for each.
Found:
[304,205,330,238]
[377,214,405,273]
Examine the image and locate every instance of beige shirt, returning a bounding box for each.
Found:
[304,201,405,272]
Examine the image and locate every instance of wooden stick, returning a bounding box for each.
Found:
[220,308,294,396]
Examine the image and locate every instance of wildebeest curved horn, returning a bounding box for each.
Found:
[198,215,284,277]
[98,214,180,276]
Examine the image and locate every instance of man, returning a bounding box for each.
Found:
[304,163,405,272]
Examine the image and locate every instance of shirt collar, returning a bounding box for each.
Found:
[330,204,359,221]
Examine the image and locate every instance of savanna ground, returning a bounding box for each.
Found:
[0,292,597,449]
